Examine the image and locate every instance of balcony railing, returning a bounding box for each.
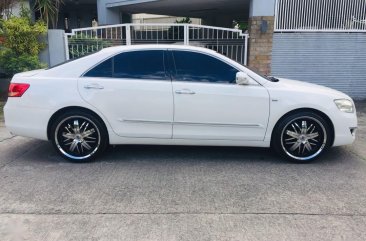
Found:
[275,0,366,32]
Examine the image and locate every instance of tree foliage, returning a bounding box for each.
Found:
[1,17,46,55]
[0,11,47,76]
[34,0,64,29]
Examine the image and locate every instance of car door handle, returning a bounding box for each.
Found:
[84,84,104,90]
[175,89,196,95]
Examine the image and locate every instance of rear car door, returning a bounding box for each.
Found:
[78,49,174,139]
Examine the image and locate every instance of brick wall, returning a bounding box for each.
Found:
[248,16,274,75]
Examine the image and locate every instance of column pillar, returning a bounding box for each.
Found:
[97,0,120,25]
[248,0,275,75]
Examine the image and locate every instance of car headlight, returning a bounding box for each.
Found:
[334,99,354,113]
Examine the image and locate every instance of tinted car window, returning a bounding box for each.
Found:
[113,50,167,80]
[84,58,113,77]
[172,51,238,84]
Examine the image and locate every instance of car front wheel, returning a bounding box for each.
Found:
[50,111,108,162]
[272,112,332,162]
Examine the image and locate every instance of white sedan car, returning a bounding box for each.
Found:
[4,45,357,162]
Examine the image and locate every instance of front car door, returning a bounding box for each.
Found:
[170,50,270,141]
[78,49,173,139]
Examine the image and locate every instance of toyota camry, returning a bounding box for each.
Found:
[4,45,358,162]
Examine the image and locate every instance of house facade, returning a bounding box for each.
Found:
[29,0,366,98]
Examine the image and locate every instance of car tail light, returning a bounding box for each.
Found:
[8,83,30,97]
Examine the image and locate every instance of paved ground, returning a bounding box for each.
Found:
[0,102,366,241]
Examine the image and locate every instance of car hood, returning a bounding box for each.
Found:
[276,78,351,99]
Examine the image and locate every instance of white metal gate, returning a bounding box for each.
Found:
[65,23,249,65]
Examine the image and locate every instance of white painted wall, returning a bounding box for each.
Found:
[1,0,30,19]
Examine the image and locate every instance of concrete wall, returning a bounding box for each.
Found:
[271,33,366,99]
[40,30,68,68]
[249,0,275,17]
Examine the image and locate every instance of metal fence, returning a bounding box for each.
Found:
[65,23,249,65]
[275,0,366,32]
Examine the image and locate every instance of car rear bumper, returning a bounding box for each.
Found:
[4,100,51,141]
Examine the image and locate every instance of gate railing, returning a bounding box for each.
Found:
[65,23,249,65]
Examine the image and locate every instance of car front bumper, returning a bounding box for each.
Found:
[331,111,358,147]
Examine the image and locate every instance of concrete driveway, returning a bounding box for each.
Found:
[0,102,366,241]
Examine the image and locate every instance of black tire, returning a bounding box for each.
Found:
[272,111,332,162]
[50,110,108,162]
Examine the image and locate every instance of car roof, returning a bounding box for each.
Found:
[99,44,218,55]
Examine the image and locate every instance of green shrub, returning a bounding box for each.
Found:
[68,33,112,59]
[238,22,249,31]
[0,49,46,74]
[0,11,47,76]
[0,19,4,36]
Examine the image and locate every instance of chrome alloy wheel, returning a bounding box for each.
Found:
[54,116,101,160]
[280,116,327,161]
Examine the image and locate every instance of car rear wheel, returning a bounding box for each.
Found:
[50,111,108,162]
[272,112,331,162]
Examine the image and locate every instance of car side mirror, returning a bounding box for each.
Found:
[236,72,250,85]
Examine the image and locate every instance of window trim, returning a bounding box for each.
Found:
[169,49,241,85]
[81,49,170,81]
